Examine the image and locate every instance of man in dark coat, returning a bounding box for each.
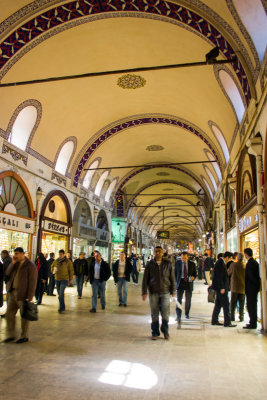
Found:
[211,252,236,328]
[175,251,197,327]
[0,259,3,310]
[47,252,56,296]
[4,247,37,343]
[227,252,246,322]
[142,246,176,340]
[113,251,132,306]
[243,248,261,329]
[73,252,88,299]
[89,251,111,312]
[35,252,48,305]
[0,250,12,318]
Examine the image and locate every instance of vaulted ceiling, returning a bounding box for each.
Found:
[0,0,265,243]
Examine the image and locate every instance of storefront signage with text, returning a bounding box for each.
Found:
[43,219,69,235]
[0,212,34,234]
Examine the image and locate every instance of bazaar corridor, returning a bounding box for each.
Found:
[1,278,267,400]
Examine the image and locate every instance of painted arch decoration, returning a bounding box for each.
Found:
[73,115,223,187]
[0,0,252,104]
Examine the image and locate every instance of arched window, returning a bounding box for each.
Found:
[83,160,100,189]
[210,123,230,164]
[203,165,217,193]
[95,171,109,197]
[105,179,117,202]
[9,106,37,151]
[55,141,74,176]
[205,151,222,181]
[202,177,214,199]
[219,70,245,123]
[233,0,267,62]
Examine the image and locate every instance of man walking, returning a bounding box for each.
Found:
[211,252,236,327]
[89,251,111,312]
[227,252,246,322]
[4,247,37,343]
[204,253,214,285]
[175,251,197,327]
[243,248,261,329]
[113,251,132,306]
[142,246,176,340]
[47,252,56,296]
[51,249,74,313]
[73,252,88,299]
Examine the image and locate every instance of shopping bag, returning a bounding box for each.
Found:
[21,300,38,321]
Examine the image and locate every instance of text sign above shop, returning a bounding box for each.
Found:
[157,231,169,239]
[239,206,258,233]
[43,219,69,235]
[0,211,34,234]
[96,228,110,243]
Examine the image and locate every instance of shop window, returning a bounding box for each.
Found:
[205,150,222,181]
[203,165,217,192]
[83,160,100,189]
[0,175,30,217]
[105,179,117,202]
[95,171,109,197]
[219,70,245,123]
[210,124,230,164]
[8,106,37,151]
[233,0,267,62]
[55,141,74,176]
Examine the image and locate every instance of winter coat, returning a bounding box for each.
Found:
[142,257,176,295]
[51,257,74,281]
[227,261,245,294]
[113,258,132,283]
[6,257,37,301]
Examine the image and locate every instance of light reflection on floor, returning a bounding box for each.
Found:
[98,360,158,390]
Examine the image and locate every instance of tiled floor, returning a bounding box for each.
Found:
[1,277,267,400]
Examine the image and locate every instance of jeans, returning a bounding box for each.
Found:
[131,270,139,284]
[117,278,128,305]
[76,275,84,297]
[149,293,170,336]
[55,280,68,311]
[212,290,231,326]
[35,279,44,304]
[92,280,106,310]
[230,292,245,321]
[47,274,55,295]
[176,281,192,320]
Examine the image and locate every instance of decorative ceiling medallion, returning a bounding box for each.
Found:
[146,145,164,151]
[156,172,170,176]
[117,74,146,89]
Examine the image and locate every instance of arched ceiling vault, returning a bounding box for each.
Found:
[0,0,265,244]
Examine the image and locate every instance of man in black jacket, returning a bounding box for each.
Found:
[243,248,261,329]
[142,246,176,340]
[211,252,236,327]
[47,253,56,296]
[175,251,197,327]
[73,252,88,299]
[89,251,111,312]
[113,252,132,306]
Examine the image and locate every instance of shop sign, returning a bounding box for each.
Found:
[43,219,69,235]
[239,206,258,233]
[0,211,34,234]
[77,222,96,240]
[96,228,110,243]
[157,231,169,239]
[112,218,126,243]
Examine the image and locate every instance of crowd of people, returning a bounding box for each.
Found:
[0,245,261,343]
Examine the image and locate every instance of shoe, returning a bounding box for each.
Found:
[185,314,189,319]
[16,338,29,344]
[151,336,158,340]
[90,308,96,313]
[204,282,208,285]
[239,318,244,322]
[3,337,15,343]
[164,332,170,340]
[224,323,237,327]
[102,306,105,310]
[177,319,181,329]
[212,322,223,326]
[124,304,127,307]
[78,296,82,299]
[118,303,122,307]
[58,310,65,314]
[243,325,256,329]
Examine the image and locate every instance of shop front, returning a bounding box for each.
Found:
[0,172,34,256]
[111,217,126,263]
[72,199,96,258]
[38,191,72,255]
[95,210,110,262]
[227,227,238,253]
[238,204,259,262]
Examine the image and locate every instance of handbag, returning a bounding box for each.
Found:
[21,300,38,321]
[207,287,216,303]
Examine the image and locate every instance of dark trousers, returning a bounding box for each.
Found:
[212,290,231,326]
[197,266,202,280]
[246,291,258,328]
[47,275,55,295]
[35,280,44,304]
[176,281,192,320]
[131,270,139,284]
[230,292,245,321]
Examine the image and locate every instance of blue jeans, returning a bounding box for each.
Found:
[117,278,129,305]
[149,293,170,336]
[76,275,84,297]
[91,280,106,310]
[55,280,68,311]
